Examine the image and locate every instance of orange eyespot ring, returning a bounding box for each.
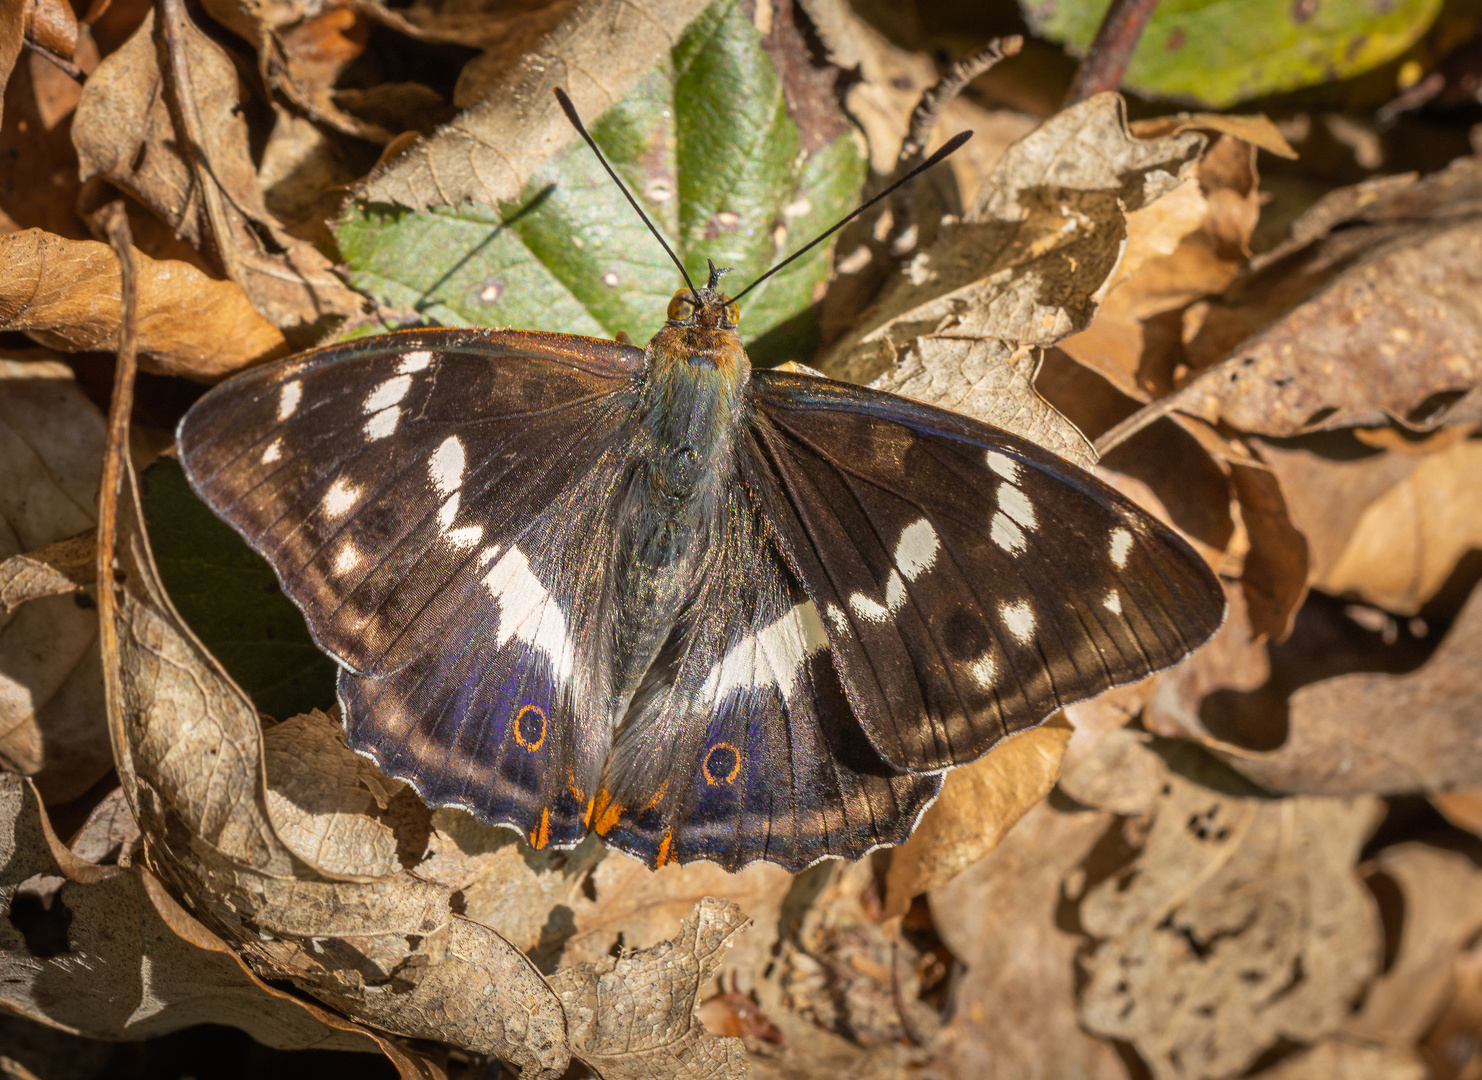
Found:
[667,292,695,321]
[702,742,741,786]
[513,703,546,752]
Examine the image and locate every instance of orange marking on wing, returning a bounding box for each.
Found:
[529,807,550,849]
[656,829,674,868]
[584,796,595,827]
[593,790,623,835]
[643,781,669,811]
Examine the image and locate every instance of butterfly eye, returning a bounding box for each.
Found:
[667,293,695,322]
[724,300,740,326]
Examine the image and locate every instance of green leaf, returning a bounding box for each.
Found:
[1023,0,1443,106]
[336,0,865,366]
[142,458,338,722]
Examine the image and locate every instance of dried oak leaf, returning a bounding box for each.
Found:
[1260,436,1482,616]
[881,716,1072,917]
[1165,155,1482,436]
[100,462,568,1074]
[1247,1041,1425,1080]
[0,361,111,804]
[1078,748,1383,1080]
[0,230,287,377]
[547,897,750,1080]
[357,0,716,212]
[927,798,1127,1080]
[818,93,1206,408]
[0,772,408,1057]
[1344,843,1482,1049]
[73,1,359,336]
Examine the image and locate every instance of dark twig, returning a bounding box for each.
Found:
[21,38,87,83]
[1063,0,1160,105]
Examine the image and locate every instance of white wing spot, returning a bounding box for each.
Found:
[397,350,433,374]
[1104,590,1123,615]
[277,380,302,421]
[430,435,465,496]
[482,545,575,682]
[260,439,282,465]
[1000,600,1036,644]
[884,570,906,611]
[364,375,411,415]
[446,525,483,549]
[895,520,940,579]
[364,406,400,440]
[322,477,359,518]
[438,493,460,531]
[1109,527,1133,569]
[850,592,890,623]
[824,603,849,635]
[999,484,1038,530]
[968,653,997,689]
[702,602,829,707]
[991,512,1026,554]
[333,542,361,574]
[986,450,1021,483]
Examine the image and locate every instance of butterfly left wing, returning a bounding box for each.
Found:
[590,481,942,872]
[748,369,1227,774]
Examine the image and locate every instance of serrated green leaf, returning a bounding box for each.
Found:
[336,0,865,366]
[142,459,338,721]
[1023,0,1442,106]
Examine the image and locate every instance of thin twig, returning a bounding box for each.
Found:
[21,38,87,83]
[1063,0,1160,105]
[898,36,1023,167]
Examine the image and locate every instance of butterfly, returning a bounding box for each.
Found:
[177,92,1225,872]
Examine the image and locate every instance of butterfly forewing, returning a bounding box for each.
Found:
[750,370,1226,773]
[178,329,644,677]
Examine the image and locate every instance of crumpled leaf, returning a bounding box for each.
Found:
[339,0,866,364]
[821,93,1206,384]
[882,716,1072,917]
[1344,844,1482,1049]
[0,532,94,614]
[100,455,569,1073]
[548,897,749,1080]
[357,0,713,213]
[927,799,1126,1080]
[1078,744,1383,1080]
[0,771,408,1058]
[0,230,287,378]
[0,361,110,804]
[1023,0,1442,107]
[72,0,359,337]
[1165,156,1482,436]
[1248,1041,1425,1080]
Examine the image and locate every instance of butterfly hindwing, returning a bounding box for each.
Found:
[591,483,942,872]
[749,369,1226,773]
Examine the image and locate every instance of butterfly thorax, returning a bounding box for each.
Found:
[605,287,751,715]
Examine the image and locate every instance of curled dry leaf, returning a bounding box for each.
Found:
[547,897,750,1080]
[100,464,568,1073]
[1247,1041,1425,1080]
[0,772,401,1056]
[1344,844,1482,1049]
[0,361,111,804]
[1078,746,1383,1080]
[0,230,287,378]
[819,94,1206,393]
[1165,155,1482,436]
[357,0,716,212]
[881,716,1071,917]
[927,799,1127,1080]
[72,2,359,336]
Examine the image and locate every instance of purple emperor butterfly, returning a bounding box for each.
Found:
[177,91,1225,871]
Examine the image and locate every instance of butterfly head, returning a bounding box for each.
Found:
[665,261,740,331]
[646,260,749,394]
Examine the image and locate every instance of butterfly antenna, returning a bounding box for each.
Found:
[730,130,973,305]
[554,88,700,303]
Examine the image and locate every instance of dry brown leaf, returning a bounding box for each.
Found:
[357,0,715,212]
[0,771,408,1055]
[0,361,110,805]
[0,231,287,377]
[0,532,94,614]
[73,1,359,335]
[1207,582,1482,795]
[927,799,1127,1080]
[100,461,569,1072]
[881,716,1071,917]
[1345,844,1482,1049]
[1165,156,1482,436]
[1430,790,1482,838]
[1248,1041,1425,1080]
[548,897,750,1080]
[0,0,24,131]
[820,93,1206,394]
[1420,939,1482,1080]
[1078,751,1383,1080]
